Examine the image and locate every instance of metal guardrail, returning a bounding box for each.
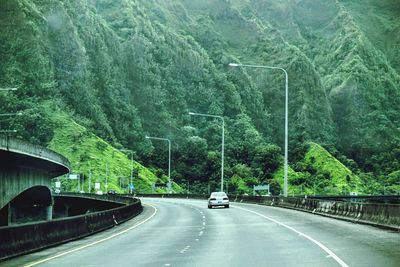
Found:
[0,137,70,169]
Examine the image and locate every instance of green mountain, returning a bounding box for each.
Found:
[1,0,399,195]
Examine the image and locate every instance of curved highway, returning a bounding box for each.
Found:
[4,198,400,267]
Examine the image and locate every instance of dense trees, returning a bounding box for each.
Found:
[1,0,399,194]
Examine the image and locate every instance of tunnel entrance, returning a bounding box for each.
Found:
[0,186,53,226]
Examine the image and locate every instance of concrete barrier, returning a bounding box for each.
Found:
[0,195,142,261]
[138,194,400,230]
[257,196,399,230]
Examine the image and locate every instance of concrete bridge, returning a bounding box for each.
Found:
[0,137,70,226]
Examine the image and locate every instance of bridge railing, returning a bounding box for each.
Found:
[0,137,70,169]
[0,194,142,261]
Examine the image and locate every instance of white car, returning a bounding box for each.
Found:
[208,192,229,208]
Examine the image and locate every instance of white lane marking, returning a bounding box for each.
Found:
[233,205,349,267]
[163,264,171,267]
[202,216,205,219]
[202,222,206,226]
[199,231,203,236]
[25,204,158,267]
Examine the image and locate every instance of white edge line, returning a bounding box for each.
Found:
[233,205,349,267]
[24,204,158,267]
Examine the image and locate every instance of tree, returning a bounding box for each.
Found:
[254,144,282,180]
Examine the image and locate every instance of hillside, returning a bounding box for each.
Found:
[45,102,180,193]
[0,0,399,195]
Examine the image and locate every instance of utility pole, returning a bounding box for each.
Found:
[105,161,108,192]
[89,164,92,194]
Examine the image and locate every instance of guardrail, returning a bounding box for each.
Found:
[137,194,400,231]
[0,194,142,261]
[57,192,135,205]
[307,195,400,204]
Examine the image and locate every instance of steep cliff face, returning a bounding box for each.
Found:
[0,0,399,181]
[168,0,400,171]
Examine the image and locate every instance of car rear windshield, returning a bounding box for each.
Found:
[211,192,226,197]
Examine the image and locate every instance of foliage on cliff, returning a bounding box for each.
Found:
[1,0,399,194]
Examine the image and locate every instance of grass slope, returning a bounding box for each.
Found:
[303,142,361,193]
[273,142,361,196]
[46,103,181,193]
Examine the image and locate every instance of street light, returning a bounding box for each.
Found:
[189,111,225,192]
[121,149,135,194]
[0,112,23,117]
[229,62,289,197]
[146,135,172,193]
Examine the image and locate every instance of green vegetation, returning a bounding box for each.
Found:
[0,0,399,195]
[45,102,180,193]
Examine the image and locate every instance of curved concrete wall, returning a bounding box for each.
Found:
[0,137,70,211]
[0,196,142,261]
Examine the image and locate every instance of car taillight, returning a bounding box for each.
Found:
[210,198,216,201]
[223,197,228,200]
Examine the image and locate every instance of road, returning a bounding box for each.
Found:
[3,198,400,267]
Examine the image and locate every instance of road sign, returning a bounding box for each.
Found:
[55,181,61,188]
[254,185,270,191]
[69,174,78,180]
[130,184,135,190]
[95,182,100,190]
[253,184,270,196]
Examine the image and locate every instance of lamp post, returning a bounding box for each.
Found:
[146,136,172,193]
[0,112,23,117]
[189,112,225,192]
[229,63,289,197]
[121,149,134,194]
[105,161,108,192]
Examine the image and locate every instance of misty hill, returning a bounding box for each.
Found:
[0,0,399,194]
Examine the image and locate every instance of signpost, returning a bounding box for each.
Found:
[95,182,102,195]
[69,174,78,180]
[69,173,81,192]
[253,184,270,196]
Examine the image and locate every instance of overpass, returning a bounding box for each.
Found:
[0,137,70,226]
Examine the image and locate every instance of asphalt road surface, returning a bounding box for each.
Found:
[3,198,400,267]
